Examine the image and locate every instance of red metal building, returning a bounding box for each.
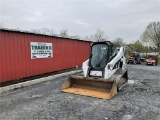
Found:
[0,29,90,83]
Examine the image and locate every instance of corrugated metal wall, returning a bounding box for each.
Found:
[0,30,90,83]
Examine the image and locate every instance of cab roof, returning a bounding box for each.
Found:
[90,41,115,46]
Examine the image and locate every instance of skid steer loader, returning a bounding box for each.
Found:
[61,41,128,99]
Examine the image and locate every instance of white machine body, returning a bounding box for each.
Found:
[82,46,126,79]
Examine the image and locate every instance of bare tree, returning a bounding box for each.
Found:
[49,29,56,36]
[113,38,125,47]
[141,32,149,45]
[85,28,106,42]
[30,28,56,36]
[143,22,160,52]
[93,28,105,42]
[41,28,50,35]
[31,29,42,34]
[70,35,81,39]
[88,34,95,41]
[83,36,92,41]
[59,29,68,37]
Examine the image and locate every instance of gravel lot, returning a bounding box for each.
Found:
[0,65,160,120]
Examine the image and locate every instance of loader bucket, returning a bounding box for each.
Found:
[61,76,117,99]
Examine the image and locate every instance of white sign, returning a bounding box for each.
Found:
[30,42,53,59]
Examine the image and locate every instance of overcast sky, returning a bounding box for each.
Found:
[0,0,160,42]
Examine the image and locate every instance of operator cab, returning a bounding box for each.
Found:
[90,43,108,69]
[88,41,117,77]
